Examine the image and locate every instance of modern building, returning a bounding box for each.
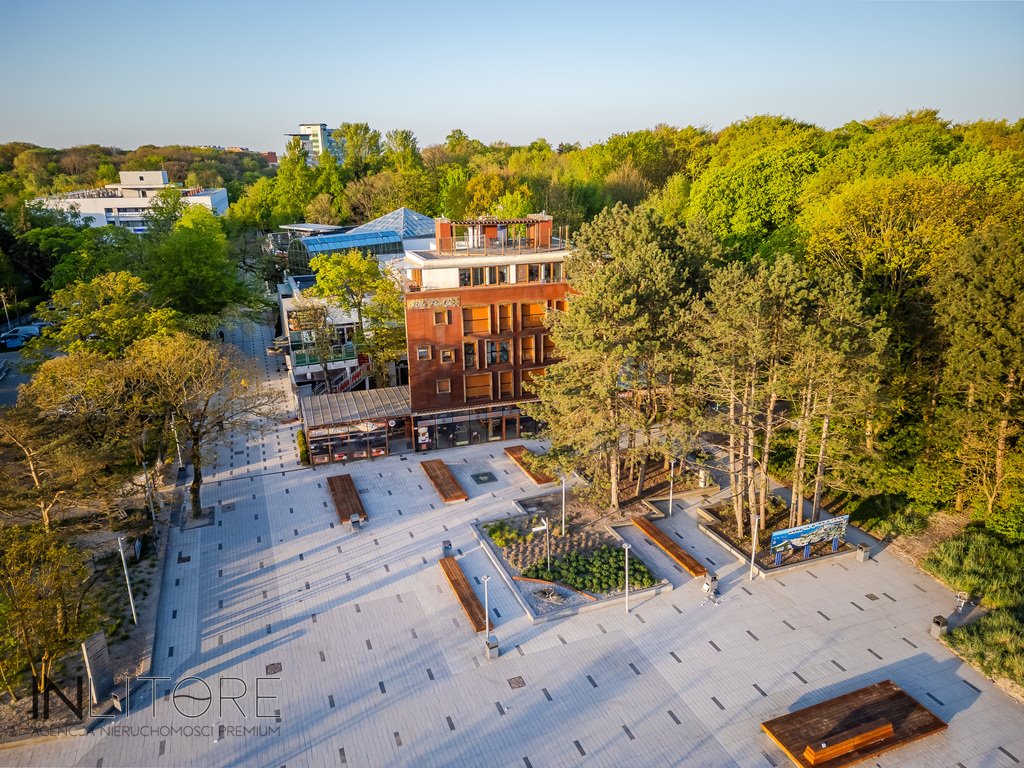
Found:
[34,171,228,233]
[285,123,342,167]
[403,214,569,451]
[282,207,435,273]
[296,212,571,464]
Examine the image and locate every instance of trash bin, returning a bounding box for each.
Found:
[856,544,870,562]
[930,615,948,639]
[485,634,499,660]
[441,540,452,558]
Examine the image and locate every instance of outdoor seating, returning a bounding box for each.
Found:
[438,556,487,633]
[632,516,707,577]
[504,445,555,485]
[326,474,368,525]
[422,459,468,502]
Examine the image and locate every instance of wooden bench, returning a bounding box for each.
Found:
[632,516,707,577]
[438,556,488,633]
[421,460,468,503]
[326,474,368,525]
[803,719,894,765]
[504,445,555,485]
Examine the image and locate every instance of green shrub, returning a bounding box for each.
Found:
[922,527,1024,609]
[296,428,310,465]
[521,545,656,593]
[486,521,521,548]
[945,606,1024,686]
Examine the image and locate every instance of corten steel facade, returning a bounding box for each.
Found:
[403,214,570,451]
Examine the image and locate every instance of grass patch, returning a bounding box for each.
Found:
[922,526,1024,687]
[847,493,930,537]
[521,545,656,594]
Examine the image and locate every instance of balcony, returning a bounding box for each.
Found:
[435,234,567,258]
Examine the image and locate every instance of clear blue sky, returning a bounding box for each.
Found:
[1,0,1021,153]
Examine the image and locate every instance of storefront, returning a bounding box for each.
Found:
[412,404,540,452]
[300,387,412,465]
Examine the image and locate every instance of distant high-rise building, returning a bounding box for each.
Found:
[284,123,343,167]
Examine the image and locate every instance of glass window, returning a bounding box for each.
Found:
[436,379,451,394]
[528,264,540,282]
[459,268,471,287]
[471,267,485,286]
[463,342,476,368]
[434,309,451,325]
[551,262,563,282]
[417,345,431,361]
[440,348,455,363]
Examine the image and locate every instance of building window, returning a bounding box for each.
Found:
[521,302,546,328]
[499,371,514,398]
[498,303,513,332]
[434,309,451,325]
[440,348,455,363]
[542,334,556,361]
[486,340,510,366]
[462,306,490,334]
[436,379,451,394]
[417,345,431,361]
[472,267,485,286]
[463,342,477,369]
[521,336,536,364]
[528,264,540,283]
[465,373,491,400]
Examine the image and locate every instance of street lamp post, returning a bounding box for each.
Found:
[561,475,566,536]
[749,511,759,581]
[532,518,551,571]
[668,457,676,517]
[482,575,491,638]
[117,537,138,625]
[623,542,632,614]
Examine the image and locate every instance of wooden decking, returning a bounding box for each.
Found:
[761,680,947,768]
[421,459,468,503]
[504,445,555,485]
[326,474,368,525]
[632,516,707,577]
[438,556,488,633]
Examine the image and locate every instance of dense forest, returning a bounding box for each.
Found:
[0,110,1022,687]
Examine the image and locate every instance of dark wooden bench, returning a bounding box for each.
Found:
[803,719,894,765]
[326,474,368,525]
[504,445,555,485]
[422,459,468,503]
[632,516,707,577]
[438,556,487,633]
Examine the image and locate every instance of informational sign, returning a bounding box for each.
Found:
[769,515,849,554]
[81,631,114,705]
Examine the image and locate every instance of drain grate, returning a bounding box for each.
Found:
[471,472,498,484]
[508,676,526,690]
[265,662,282,675]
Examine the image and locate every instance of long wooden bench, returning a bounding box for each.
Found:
[422,459,468,503]
[504,445,555,485]
[632,516,707,577]
[438,556,488,633]
[803,719,894,765]
[326,474,368,525]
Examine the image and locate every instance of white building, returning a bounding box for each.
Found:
[284,123,343,167]
[34,171,228,233]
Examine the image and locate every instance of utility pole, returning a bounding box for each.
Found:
[117,537,138,625]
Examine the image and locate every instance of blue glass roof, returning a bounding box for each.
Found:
[297,230,403,254]
[348,207,435,239]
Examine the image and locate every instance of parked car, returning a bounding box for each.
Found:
[9,325,41,337]
[0,331,28,350]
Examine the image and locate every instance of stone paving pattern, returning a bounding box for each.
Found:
[4,321,1023,767]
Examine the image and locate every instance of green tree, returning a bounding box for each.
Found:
[127,333,283,516]
[362,269,407,386]
[335,122,383,181]
[0,526,98,693]
[34,271,180,357]
[145,205,250,317]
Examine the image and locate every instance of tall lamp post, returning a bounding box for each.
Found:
[532,518,551,570]
[561,475,567,536]
[481,575,491,638]
[668,457,677,517]
[623,542,632,614]
[117,536,138,625]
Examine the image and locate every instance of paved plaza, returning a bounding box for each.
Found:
[4,322,1023,767]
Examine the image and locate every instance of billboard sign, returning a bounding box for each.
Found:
[769,515,849,554]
